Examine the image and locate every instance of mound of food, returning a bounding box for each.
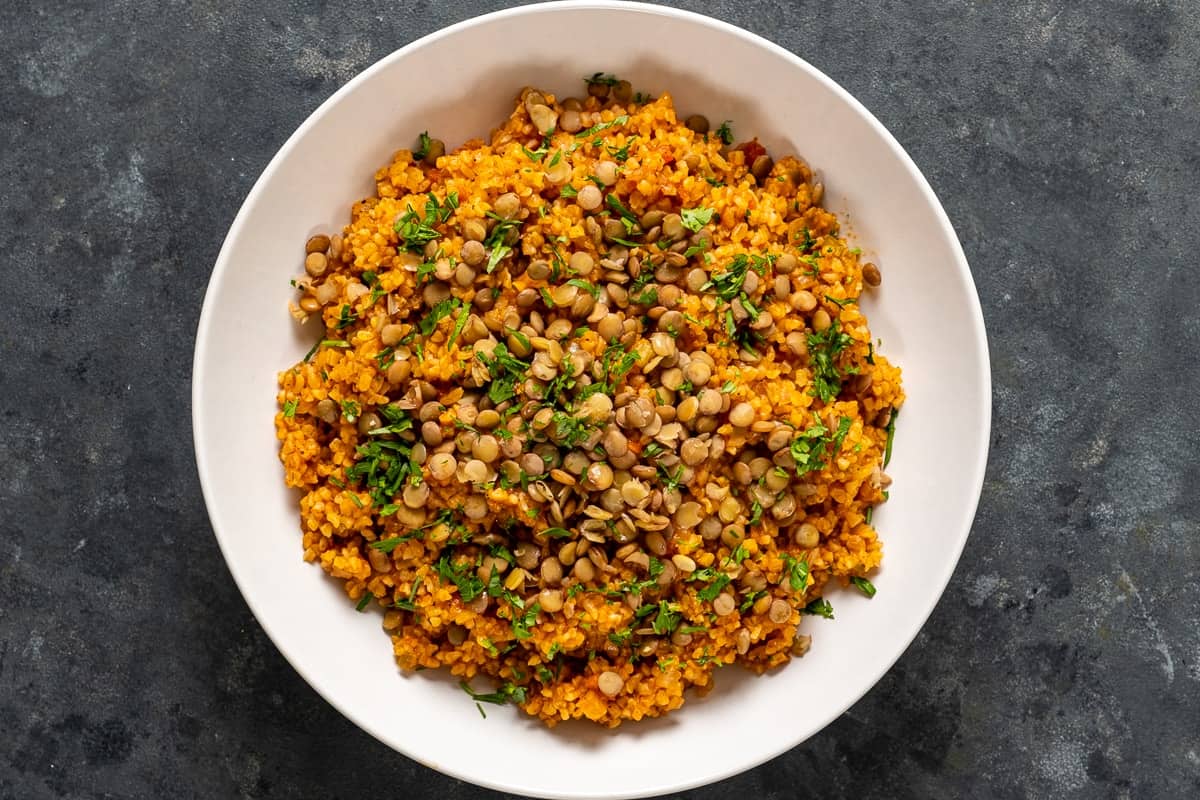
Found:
[276,75,902,727]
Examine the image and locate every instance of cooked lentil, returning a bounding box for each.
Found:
[278,78,903,728]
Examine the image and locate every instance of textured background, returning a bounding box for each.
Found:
[2,1,1198,798]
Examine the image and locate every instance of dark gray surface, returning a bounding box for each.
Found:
[1,1,1197,798]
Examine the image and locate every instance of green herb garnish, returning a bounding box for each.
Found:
[681,206,714,232]
[394,192,457,253]
[851,576,877,598]
[413,131,432,160]
[576,114,629,139]
[701,253,770,302]
[585,72,620,87]
[650,601,682,635]
[801,597,834,619]
[789,417,851,476]
[807,319,854,403]
[695,571,732,602]
[782,555,809,592]
[435,554,486,603]
[459,680,527,706]
[715,120,734,145]
[394,577,422,611]
[884,408,898,467]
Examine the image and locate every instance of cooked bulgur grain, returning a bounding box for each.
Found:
[276,79,903,727]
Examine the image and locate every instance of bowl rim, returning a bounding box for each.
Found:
[192,1,992,797]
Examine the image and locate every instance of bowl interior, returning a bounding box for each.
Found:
[193,3,990,798]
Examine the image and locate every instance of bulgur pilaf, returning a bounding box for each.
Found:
[276,75,903,727]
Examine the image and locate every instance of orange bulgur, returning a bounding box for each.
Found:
[276,82,903,727]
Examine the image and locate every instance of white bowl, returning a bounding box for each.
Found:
[192,2,991,797]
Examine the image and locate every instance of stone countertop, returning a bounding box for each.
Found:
[1,1,1197,798]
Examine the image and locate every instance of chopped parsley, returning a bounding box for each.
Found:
[801,597,834,619]
[413,131,433,161]
[447,301,470,348]
[658,464,684,492]
[585,72,620,87]
[393,577,422,611]
[606,193,639,229]
[282,399,297,418]
[510,600,541,640]
[459,679,526,706]
[475,342,530,404]
[851,576,877,598]
[394,192,458,253]
[575,114,629,139]
[739,590,765,613]
[884,408,898,467]
[578,341,639,397]
[418,297,461,336]
[782,555,809,592]
[345,429,422,515]
[715,120,734,145]
[355,592,373,612]
[702,253,770,302]
[681,206,714,232]
[483,211,521,273]
[806,319,854,403]
[369,531,420,553]
[566,278,601,298]
[650,601,683,635]
[436,553,486,603]
[694,569,732,602]
[787,416,850,476]
[606,136,637,162]
[333,304,356,330]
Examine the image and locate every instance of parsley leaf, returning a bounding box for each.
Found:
[702,253,770,302]
[884,407,898,467]
[575,114,629,139]
[393,576,422,612]
[483,211,521,273]
[413,131,432,161]
[394,192,456,253]
[681,207,714,232]
[851,576,877,598]
[460,680,527,706]
[807,318,854,403]
[435,554,486,603]
[715,120,734,145]
[650,601,682,635]
[694,570,732,602]
[801,597,834,619]
[789,419,836,476]
[511,601,541,639]
[585,72,620,87]
[782,555,809,592]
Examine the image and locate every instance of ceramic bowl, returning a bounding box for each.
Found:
[193,2,990,797]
